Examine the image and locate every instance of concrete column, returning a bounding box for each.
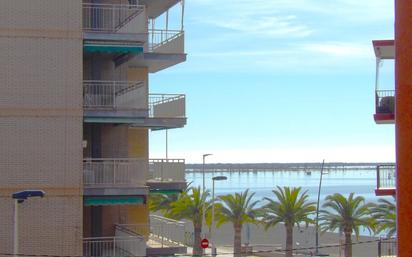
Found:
[395,1,412,256]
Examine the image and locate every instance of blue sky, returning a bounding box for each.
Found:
[149,0,395,163]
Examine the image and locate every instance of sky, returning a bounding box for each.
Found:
[148,0,395,164]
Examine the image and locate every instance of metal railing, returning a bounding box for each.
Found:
[377,164,396,190]
[378,238,397,257]
[149,29,184,51]
[83,158,147,187]
[148,159,185,182]
[148,94,185,118]
[83,3,145,32]
[150,215,187,247]
[376,90,395,114]
[83,80,145,110]
[83,235,145,257]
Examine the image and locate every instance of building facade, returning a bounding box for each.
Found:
[0,0,187,256]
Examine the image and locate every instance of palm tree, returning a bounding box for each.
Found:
[371,197,396,237]
[213,189,259,257]
[261,186,316,257]
[168,187,210,256]
[320,193,375,257]
[148,193,179,216]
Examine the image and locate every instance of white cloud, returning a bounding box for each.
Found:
[302,42,372,58]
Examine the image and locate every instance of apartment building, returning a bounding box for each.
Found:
[373,1,412,256]
[0,0,187,256]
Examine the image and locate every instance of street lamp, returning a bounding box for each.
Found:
[202,153,212,242]
[315,161,329,257]
[12,190,45,257]
[211,175,227,257]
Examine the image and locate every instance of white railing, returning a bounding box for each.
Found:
[83,235,145,257]
[149,159,185,182]
[83,80,145,110]
[148,94,185,118]
[83,158,147,187]
[83,3,145,32]
[149,29,184,51]
[150,215,187,246]
[377,164,396,189]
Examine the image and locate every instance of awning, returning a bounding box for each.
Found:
[84,196,144,206]
[84,43,144,53]
[149,189,182,195]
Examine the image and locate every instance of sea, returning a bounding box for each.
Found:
[185,169,392,207]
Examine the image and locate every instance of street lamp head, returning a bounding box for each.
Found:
[212,176,227,181]
[203,153,213,158]
[12,190,45,203]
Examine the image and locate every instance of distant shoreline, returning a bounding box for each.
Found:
[185,162,395,173]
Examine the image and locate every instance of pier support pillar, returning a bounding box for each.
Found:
[395,1,412,256]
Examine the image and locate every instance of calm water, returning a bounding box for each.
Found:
[185,169,390,206]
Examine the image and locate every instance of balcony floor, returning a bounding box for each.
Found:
[375,188,396,196]
[374,113,395,124]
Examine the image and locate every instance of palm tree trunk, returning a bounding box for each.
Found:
[193,223,202,257]
[344,231,352,257]
[234,223,242,257]
[285,224,293,257]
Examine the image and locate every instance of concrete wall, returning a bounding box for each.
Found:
[0,0,83,255]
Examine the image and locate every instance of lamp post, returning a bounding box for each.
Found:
[211,175,227,257]
[12,190,45,257]
[315,161,329,257]
[201,153,212,241]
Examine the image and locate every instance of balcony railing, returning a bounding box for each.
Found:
[83,80,145,110]
[148,159,185,182]
[376,90,395,115]
[149,29,184,52]
[84,225,146,257]
[377,165,396,190]
[83,3,145,32]
[378,238,397,257]
[149,94,185,118]
[83,158,147,188]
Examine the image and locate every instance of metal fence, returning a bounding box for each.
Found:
[149,29,184,51]
[83,81,145,110]
[378,238,397,257]
[83,235,145,257]
[376,90,395,114]
[377,164,396,189]
[83,3,145,32]
[83,158,147,187]
[150,215,188,246]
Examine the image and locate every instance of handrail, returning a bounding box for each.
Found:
[83,3,145,32]
[149,159,185,163]
[83,80,145,110]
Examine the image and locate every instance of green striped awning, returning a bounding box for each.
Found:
[149,189,182,195]
[83,44,143,53]
[84,196,144,206]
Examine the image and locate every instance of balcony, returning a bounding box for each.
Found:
[82,3,146,55]
[83,81,186,128]
[83,80,147,123]
[83,158,148,196]
[374,90,395,124]
[376,165,396,196]
[83,224,146,257]
[148,29,184,54]
[128,30,186,72]
[140,0,181,19]
[147,159,186,191]
[378,238,397,257]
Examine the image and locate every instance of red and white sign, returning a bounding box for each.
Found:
[201,238,209,249]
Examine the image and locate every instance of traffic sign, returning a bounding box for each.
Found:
[201,238,209,249]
